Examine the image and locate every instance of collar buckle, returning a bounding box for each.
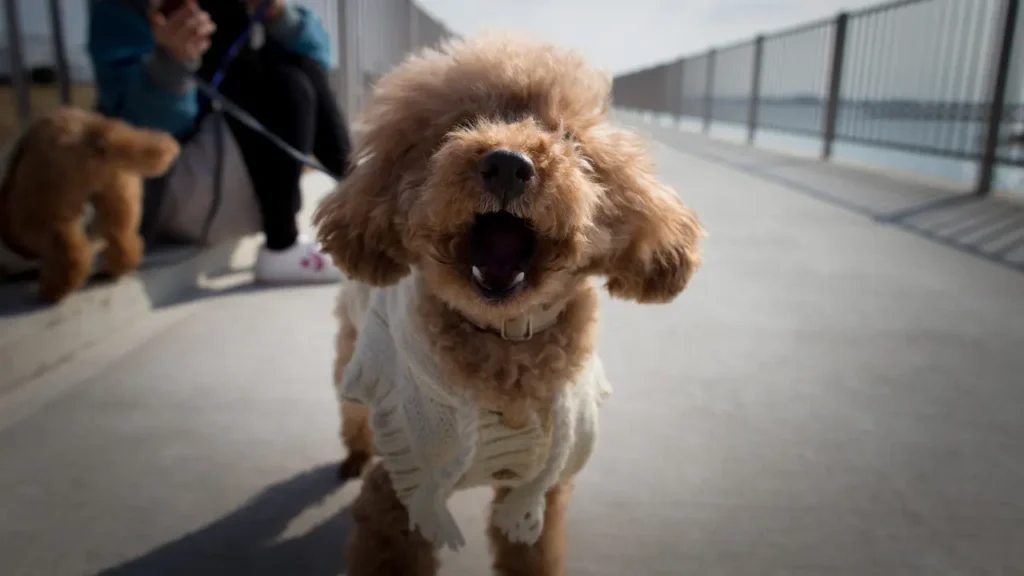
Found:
[500,316,534,341]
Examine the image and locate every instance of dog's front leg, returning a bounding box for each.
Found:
[347,463,440,576]
[93,173,143,278]
[339,400,373,480]
[39,224,93,303]
[488,480,574,576]
[335,302,375,480]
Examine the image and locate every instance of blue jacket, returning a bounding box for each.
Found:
[87,0,334,139]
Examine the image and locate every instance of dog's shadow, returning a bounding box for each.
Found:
[97,463,353,576]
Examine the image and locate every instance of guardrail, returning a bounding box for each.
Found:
[0,0,454,131]
[335,0,455,119]
[612,0,1022,195]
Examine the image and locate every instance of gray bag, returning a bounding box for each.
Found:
[157,111,263,246]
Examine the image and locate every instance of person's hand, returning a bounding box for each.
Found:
[149,0,216,64]
[245,0,287,19]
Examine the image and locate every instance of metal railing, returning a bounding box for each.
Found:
[0,0,454,135]
[336,0,456,120]
[2,0,70,121]
[612,0,1024,195]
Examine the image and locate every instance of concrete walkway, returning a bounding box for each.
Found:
[1,120,1022,575]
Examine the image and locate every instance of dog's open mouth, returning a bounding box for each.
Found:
[468,212,536,300]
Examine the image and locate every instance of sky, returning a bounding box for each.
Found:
[417,0,887,75]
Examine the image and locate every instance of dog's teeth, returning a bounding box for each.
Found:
[472,266,485,283]
[512,272,525,286]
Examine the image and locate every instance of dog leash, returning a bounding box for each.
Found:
[119,0,342,245]
[205,0,272,99]
[129,0,341,179]
[145,0,342,245]
[191,73,337,177]
[193,0,339,178]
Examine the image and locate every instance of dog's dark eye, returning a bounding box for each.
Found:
[562,131,578,143]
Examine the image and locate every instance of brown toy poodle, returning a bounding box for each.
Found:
[0,106,180,303]
[315,33,705,576]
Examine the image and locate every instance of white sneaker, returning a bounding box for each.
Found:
[254,237,343,285]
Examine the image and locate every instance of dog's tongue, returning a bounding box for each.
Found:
[470,213,534,288]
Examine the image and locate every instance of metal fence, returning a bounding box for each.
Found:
[612,0,1023,195]
[337,0,456,119]
[0,0,454,134]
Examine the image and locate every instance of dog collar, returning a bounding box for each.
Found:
[468,301,566,342]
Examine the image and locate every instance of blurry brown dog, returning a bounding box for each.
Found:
[316,34,704,576]
[0,107,180,302]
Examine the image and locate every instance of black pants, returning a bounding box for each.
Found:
[216,44,351,251]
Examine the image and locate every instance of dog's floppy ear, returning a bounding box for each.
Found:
[315,45,452,286]
[585,125,705,303]
[314,141,412,286]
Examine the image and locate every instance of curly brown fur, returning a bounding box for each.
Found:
[0,106,179,302]
[319,33,705,574]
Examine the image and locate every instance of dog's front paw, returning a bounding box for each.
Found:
[492,495,545,545]
[102,234,143,278]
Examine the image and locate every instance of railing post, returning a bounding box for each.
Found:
[703,49,716,133]
[46,0,72,105]
[336,0,361,120]
[334,0,348,112]
[409,3,420,50]
[673,58,685,124]
[402,0,414,57]
[642,69,651,113]
[3,0,32,128]
[747,35,765,145]
[643,70,652,116]
[648,69,658,114]
[662,63,675,118]
[977,0,1020,196]
[660,65,668,117]
[822,12,849,160]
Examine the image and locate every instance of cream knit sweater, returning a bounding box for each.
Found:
[339,275,611,550]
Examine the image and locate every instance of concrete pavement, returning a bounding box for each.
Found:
[1,124,1023,575]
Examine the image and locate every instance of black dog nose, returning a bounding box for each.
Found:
[478,149,534,203]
